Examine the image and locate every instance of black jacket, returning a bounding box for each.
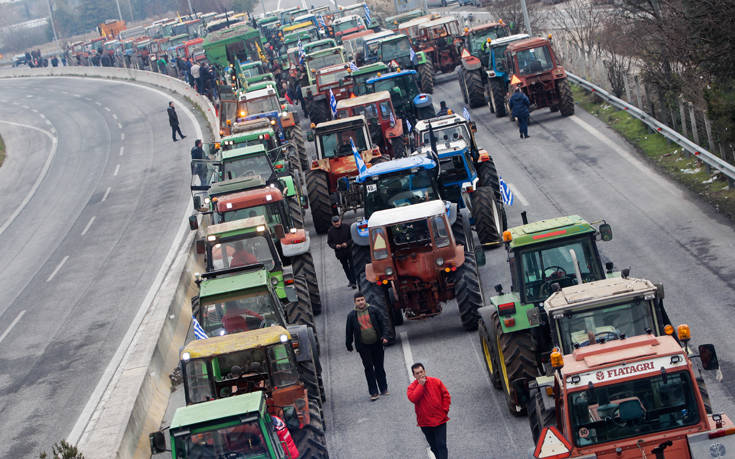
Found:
[327,223,352,259]
[191,145,205,160]
[509,91,530,118]
[167,106,179,127]
[346,305,389,351]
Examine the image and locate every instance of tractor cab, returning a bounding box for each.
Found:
[332,14,366,39]
[462,22,511,66]
[350,62,389,96]
[366,70,434,125]
[336,91,405,158]
[378,34,414,70]
[362,30,396,65]
[416,16,462,74]
[237,87,296,143]
[239,60,264,80]
[304,46,346,86]
[341,29,374,64]
[220,144,277,183]
[209,180,296,229]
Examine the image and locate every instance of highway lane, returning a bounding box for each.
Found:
[0,78,196,457]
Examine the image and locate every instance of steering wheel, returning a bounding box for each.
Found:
[388,191,418,206]
[544,265,567,279]
[594,330,620,343]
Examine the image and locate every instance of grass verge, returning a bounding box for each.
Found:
[571,84,735,221]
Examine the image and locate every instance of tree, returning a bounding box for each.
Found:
[490,0,540,35]
[548,0,607,69]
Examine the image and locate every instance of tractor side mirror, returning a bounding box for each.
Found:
[337,177,350,191]
[189,215,199,231]
[149,431,166,454]
[474,247,486,266]
[193,195,201,210]
[494,283,503,294]
[307,131,314,142]
[599,223,613,241]
[274,224,286,239]
[698,344,720,371]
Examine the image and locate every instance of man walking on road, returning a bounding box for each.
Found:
[168,101,186,142]
[407,363,451,459]
[346,292,390,401]
[327,215,356,288]
[509,85,531,139]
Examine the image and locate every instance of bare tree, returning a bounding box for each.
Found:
[597,15,634,98]
[548,0,607,65]
[489,0,541,35]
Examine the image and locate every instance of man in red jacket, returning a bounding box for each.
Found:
[407,363,451,459]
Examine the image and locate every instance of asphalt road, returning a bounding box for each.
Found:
[0,78,197,457]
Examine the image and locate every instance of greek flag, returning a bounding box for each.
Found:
[349,61,359,72]
[499,177,514,206]
[192,316,208,340]
[363,4,372,24]
[406,118,412,132]
[389,110,396,126]
[329,89,338,117]
[463,106,471,121]
[318,15,326,28]
[297,39,303,53]
[351,138,368,176]
[298,39,305,64]
[409,47,416,63]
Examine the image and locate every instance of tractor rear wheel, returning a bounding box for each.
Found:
[288,196,304,229]
[476,159,500,197]
[390,136,406,158]
[471,187,503,245]
[479,317,502,389]
[358,270,395,342]
[453,254,482,331]
[527,387,556,443]
[298,354,324,404]
[306,170,332,234]
[418,60,434,94]
[558,78,574,116]
[492,311,538,416]
[290,124,309,171]
[466,70,486,108]
[292,253,322,315]
[287,274,316,331]
[292,405,329,458]
[490,78,507,117]
[351,244,371,282]
[459,69,468,104]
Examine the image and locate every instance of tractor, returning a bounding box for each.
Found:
[332,14,366,39]
[178,326,328,458]
[366,70,436,126]
[374,33,434,93]
[351,62,389,96]
[149,391,304,459]
[341,29,375,64]
[480,34,530,116]
[476,214,617,415]
[306,62,354,124]
[414,17,462,77]
[413,114,506,245]
[336,90,407,158]
[503,36,574,117]
[305,115,383,234]
[361,30,395,65]
[360,200,486,339]
[525,333,732,459]
[456,22,511,108]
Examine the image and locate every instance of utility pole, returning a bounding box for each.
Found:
[187,0,194,16]
[114,0,124,21]
[45,0,59,45]
[128,0,135,21]
[520,0,532,35]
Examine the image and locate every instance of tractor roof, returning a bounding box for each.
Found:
[381,33,409,43]
[544,277,658,316]
[469,22,504,33]
[342,29,375,41]
[489,33,530,47]
[207,215,269,237]
[366,69,417,84]
[357,155,436,183]
[209,176,268,197]
[203,23,258,47]
[419,16,458,29]
[352,62,389,76]
[506,36,550,53]
[221,144,267,161]
[364,30,396,43]
[506,215,596,249]
[170,391,264,429]
[306,46,343,57]
[315,114,367,131]
[215,186,285,212]
[368,200,446,228]
[337,90,391,109]
[333,14,361,24]
[199,268,270,299]
[398,16,434,29]
[414,114,466,131]
[244,86,278,100]
[182,326,291,359]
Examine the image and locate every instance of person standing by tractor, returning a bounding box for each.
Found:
[345,292,390,401]
[437,101,449,116]
[191,139,208,184]
[407,363,451,459]
[327,215,356,288]
[509,84,531,139]
[167,101,186,142]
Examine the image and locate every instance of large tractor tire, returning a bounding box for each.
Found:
[357,270,396,342]
[287,275,316,330]
[478,317,502,390]
[453,254,482,331]
[490,78,507,118]
[292,252,322,316]
[351,244,371,281]
[298,355,325,404]
[288,196,304,229]
[459,69,468,104]
[476,158,500,194]
[492,311,538,416]
[309,100,330,124]
[466,70,486,108]
[471,187,504,246]
[390,136,406,158]
[558,78,574,116]
[289,124,309,172]
[306,170,332,234]
[527,386,556,443]
[418,60,434,94]
[292,405,329,458]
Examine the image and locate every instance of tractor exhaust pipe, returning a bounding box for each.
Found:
[569,249,583,285]
[521,211,528,225]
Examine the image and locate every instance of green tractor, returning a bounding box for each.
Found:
[457,22,511,108]
[365,70,436,126]
[350,62,389,96]
[477,213,618,415]
[375,34,434,93]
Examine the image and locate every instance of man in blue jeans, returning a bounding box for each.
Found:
[509,85,531,138]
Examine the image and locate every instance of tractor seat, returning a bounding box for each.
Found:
[618,400,645,422]
[222,314,249,334]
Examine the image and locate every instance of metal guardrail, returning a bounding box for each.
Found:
[568,72,735,186]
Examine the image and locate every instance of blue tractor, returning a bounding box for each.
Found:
[482,34,529,117]
[366,70,436,127]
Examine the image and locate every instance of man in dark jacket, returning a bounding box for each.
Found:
[436,100,449,116]
[327,215,356,288]
[346,292,390,401]
[167,101,186,142]
[508,85,531,138]
[191,139,208,184]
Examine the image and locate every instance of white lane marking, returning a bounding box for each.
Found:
[104,106,111,112]
[50,127,56,134]
[101,187,111,202]
[95,101,102,106]
[26,94,33,98]
[120,133,125,141]
[400,331,415,382]
[31,108,39,113]
[508,183,529,206]
[0,121,58,238]
[81,216,96,236]
[112,113,117,120]
[113,164,120,176]
[46,255,69,282]
[277,0,282,8]
[119,146,124,156]
[117,122,122,129]
[74,94,81,98]
[21,104,29,109]
[45,119,52,126]
[0,310,26,345]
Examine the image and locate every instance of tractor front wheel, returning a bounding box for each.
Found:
[466,70,486,108]
[290,124,309,171]
[558,78,574,116]
[471,187,504,246]
[490,79,507,118]
[492,311,538,416]
[476,159,500,195]
[288,196,304,229]
[453,254,483,331]
[306,170,332,234]
[292,252,322,315]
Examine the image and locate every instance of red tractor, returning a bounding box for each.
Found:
[415,16,463,75]
[336,90,407,158]
[307,63,354,124]
[504,36,574,117]
[361,200,486,340]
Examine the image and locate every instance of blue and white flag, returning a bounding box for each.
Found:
[389,110,396,126]
[463,106,471,121]
[499,176,514,206]
[409,47,416,63]
[363,4,372,24]
[192,316,208,340]
[297,39,304,52]
[351,137,368,176]
[318,15,326,28]
[349,61,359,72]
[329,89,338,117]
[406,118,412,132]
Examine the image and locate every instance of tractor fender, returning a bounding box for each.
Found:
[477,305,495,335]
[446,201,458,225]
[415,50,428,65]
[462,56,482,71]
[310,158,331,173]
[286,324,314,362]
[365,263,377,283]
[278,175,296,197]
[351,219,370,246]
[477,149,491,162]
[280,112,296,128]
[385,122,403,139]
[281,229,311,256]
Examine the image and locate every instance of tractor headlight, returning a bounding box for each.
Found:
[280,334,289,343]
[181,352,190,361]
[385,267,394,276]
[435,257,444,266]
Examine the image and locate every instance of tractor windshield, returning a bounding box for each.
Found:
[318,128,368,158]
[308,52,344,71]
[516,45,554,75]
[517,236,603,304]
[438,151,474,187]
[317,68,350,87]
[199,290,281,336]
[381,37,411,61]
[220,202,284,226]
[421,124,471,147]
[469,28,506,53]
[353,70,383,95]
[209,235,276,271]
[568,371,699,447]
[371,75,419,104]
[175,420,267,457]
[335,18,361,33]
[222,153,274,182]
[364,168,440,217]
[388,219,432,248]
[555,299,657,354]
[244,95,280,116]
[240,64,262,78]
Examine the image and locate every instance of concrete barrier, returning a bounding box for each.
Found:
[0,67,220,139]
